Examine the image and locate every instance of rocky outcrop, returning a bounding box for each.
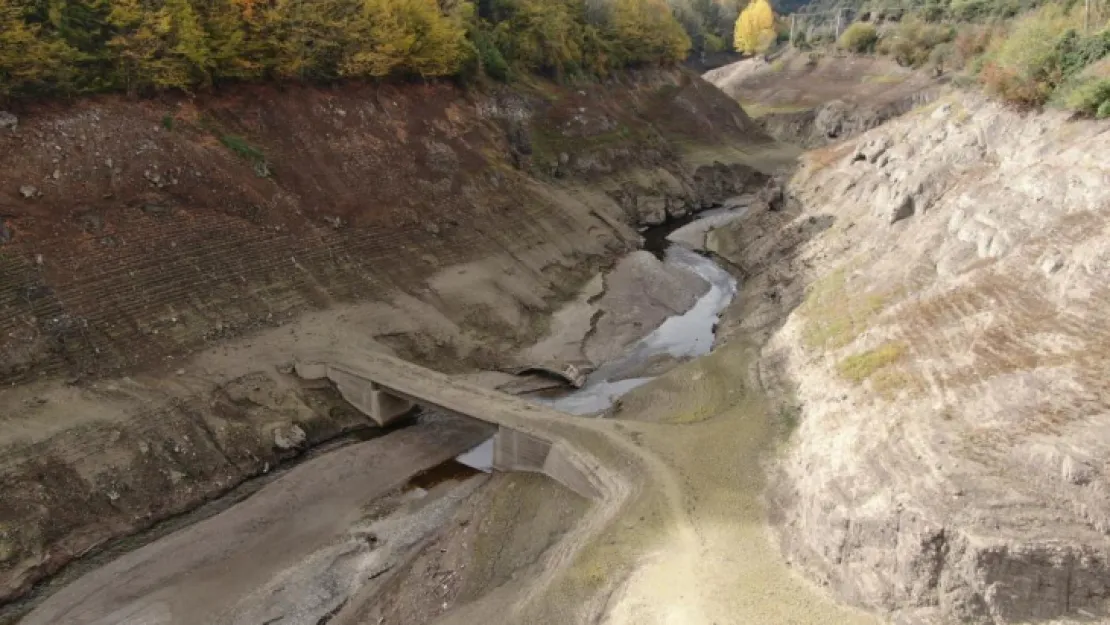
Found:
[712,94,1110,624]
[607,162,769,225]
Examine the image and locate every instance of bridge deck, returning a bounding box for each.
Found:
[305,350,575,431]
[295,350,605,499]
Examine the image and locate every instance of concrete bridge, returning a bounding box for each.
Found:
[294,351,603,500]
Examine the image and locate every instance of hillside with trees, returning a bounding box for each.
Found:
[0,0,709,99]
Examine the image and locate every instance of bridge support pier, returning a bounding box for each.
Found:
[295,361,415,426]
[493,429,599,499]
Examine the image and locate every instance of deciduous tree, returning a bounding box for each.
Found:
[0,0,79,96]
[734,0,775,55]
[342,0,470,78]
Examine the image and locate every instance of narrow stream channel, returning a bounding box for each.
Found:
[456,206,745,469]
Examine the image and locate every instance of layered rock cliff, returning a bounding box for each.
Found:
[713,93,1110,624]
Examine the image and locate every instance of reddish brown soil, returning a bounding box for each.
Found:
[0,71,763,386]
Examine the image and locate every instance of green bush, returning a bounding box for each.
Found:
[978,5,1079,104]
[1055,29,1110,78]
[1098,99,1110,118]
[1065,77,1110,114]
[472,28,511,81]
[929,41,955,70]
[839,22,879,53]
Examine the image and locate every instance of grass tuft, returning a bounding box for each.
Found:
[836,341,908,384]
[800,264,894,350]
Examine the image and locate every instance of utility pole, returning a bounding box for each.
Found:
[1085,0,1091,33]
[835,8,843,41]
[790,14,796,47]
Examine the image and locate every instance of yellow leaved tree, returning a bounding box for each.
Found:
[342,0,470,78]
[734,0,776,55]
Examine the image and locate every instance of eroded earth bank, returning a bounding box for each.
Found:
[0,69,794,624]
[4,59,1110,625]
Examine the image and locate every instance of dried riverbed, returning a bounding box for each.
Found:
[18,206,869,625]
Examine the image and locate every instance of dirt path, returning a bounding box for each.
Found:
[400,340,879,625]
[602,342,876,625]
[20,417,492,625]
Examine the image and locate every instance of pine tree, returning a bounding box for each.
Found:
[734,0,775,55]
[44,0,114,91]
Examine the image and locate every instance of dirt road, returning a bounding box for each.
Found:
[376,341,881,625]
[20,416,492,625]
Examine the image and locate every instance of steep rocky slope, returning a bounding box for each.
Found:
[711,93,1110,624]
[0,70,773,612]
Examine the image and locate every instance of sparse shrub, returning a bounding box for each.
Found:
[162,115,174,131]
[980,60,1053,104]
[978,5,1079,104]
[1098,99,1110,118]
[929,41,955,72]
[836,342,907,384]
[877,18,956,67]
[953,23,1001,68]
[839,22,879,53]
[1065,77,1110,114]
[220,135,265,164]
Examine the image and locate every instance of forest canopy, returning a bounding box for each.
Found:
[0,0,705,98]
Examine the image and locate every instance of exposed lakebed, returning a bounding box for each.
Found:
[19,205,750,625]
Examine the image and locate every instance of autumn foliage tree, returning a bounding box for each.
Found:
[0,0,695,99]
[342,0,469,78]
[0,0,79,96]
[734,0,775,55]
[611,0,691,65]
